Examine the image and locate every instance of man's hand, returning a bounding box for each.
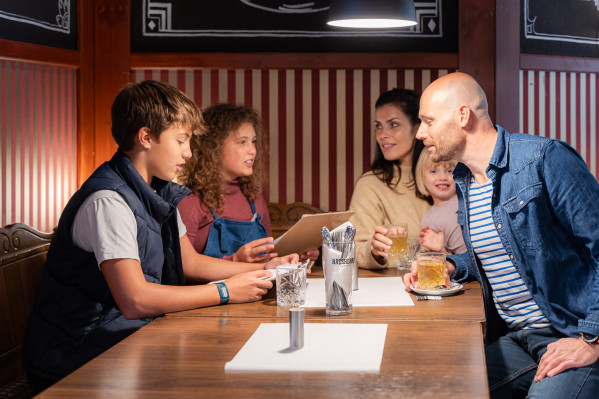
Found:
[403,259,455,292]
[535,337,599,382]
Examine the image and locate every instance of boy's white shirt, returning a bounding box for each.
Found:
[71,189,186,269]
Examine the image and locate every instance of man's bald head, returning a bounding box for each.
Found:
[421,72,489,121]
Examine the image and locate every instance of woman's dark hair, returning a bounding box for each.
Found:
[370,88,432,204]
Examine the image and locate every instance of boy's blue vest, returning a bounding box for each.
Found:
[22,150,190,382]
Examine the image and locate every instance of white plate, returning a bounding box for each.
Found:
[410,282,463,296]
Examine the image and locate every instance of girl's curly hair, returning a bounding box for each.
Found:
[178,103,265,213]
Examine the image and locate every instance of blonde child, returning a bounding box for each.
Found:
[416,150,467,254]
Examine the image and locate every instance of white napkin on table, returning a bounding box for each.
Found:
[303,277,414,307]
[225,323,387,372]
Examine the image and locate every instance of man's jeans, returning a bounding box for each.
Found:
[486,327,599,398]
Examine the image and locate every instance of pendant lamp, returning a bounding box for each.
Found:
[327,0,417,29]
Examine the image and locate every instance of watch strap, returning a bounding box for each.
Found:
[580,332,599,344]
[215,282,229,305]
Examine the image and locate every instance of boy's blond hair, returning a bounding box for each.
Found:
[415,149,458,197]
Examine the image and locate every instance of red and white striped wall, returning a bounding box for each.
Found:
[0,60,77,232]
[2,66,595,231]
[520,69,598,177]
[131,68,454,212]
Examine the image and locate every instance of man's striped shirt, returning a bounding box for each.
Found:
[468,179,551,330]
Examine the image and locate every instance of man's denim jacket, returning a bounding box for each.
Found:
[449,125,599,343]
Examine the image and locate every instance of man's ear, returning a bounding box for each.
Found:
[137,127,152,149]
[456,105,471,128]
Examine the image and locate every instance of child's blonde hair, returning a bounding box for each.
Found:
[415,149,458,196]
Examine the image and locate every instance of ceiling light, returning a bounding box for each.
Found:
[327,0,417,29]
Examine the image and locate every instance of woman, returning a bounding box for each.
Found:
[349,88,433,269]
[178,103,318,263]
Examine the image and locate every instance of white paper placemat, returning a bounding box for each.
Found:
[225,323,387,372]
[302,277,414,308]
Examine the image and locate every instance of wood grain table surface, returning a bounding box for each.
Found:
[166,266,486,323]
[37,316,489,399]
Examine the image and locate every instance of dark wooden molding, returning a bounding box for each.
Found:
[77,0,96,186]
[92,0,130,169]
[458,0,496,121]
[130,52,458,70]
[495,0,520,132]
[0,38,79,67]
[0,224,54,265]
[520,54,599,73]
[267,202,323,239]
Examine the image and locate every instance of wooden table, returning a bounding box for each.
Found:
[37,317,489,399]
[166,266,485,323]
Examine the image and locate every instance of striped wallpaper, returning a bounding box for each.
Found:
[131,68,454,212]
[0,60,77,233]
[1,66,595,232]
[520,69,598,178]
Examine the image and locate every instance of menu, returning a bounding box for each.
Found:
[272,211,354,256]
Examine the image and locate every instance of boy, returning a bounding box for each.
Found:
[23,80,297,387]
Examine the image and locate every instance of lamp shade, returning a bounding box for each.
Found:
[327,0,417,29]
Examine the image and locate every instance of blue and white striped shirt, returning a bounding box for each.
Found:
[468,179,551,330]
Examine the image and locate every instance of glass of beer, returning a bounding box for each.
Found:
[384,223,408,267]
[417,252,447,290]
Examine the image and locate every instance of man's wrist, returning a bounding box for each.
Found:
[580,332,599,345]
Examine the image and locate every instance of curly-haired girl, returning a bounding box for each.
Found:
[178,103,318,263]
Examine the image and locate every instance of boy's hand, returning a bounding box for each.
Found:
[231,237,277,263]
[419,225,445,253]
[225,270,273,303]
[263,253,300,269]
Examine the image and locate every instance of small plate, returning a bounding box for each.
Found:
[410,282,463,296]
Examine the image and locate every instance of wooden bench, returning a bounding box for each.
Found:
[0,224,54,396]
[267,202,323,239]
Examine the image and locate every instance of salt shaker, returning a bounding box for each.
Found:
[289,308,304,349]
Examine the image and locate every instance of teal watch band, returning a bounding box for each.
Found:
[215,282,229,305]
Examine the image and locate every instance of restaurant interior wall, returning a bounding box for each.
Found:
[131,67,455,213]
[520,69,599,178]
[1,65,597,231]
[0,59,77,232]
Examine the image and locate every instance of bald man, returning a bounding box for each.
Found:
[405,72,599,398]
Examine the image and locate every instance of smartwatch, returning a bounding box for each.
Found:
[580,332,599,345]
[215,282,229,305]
